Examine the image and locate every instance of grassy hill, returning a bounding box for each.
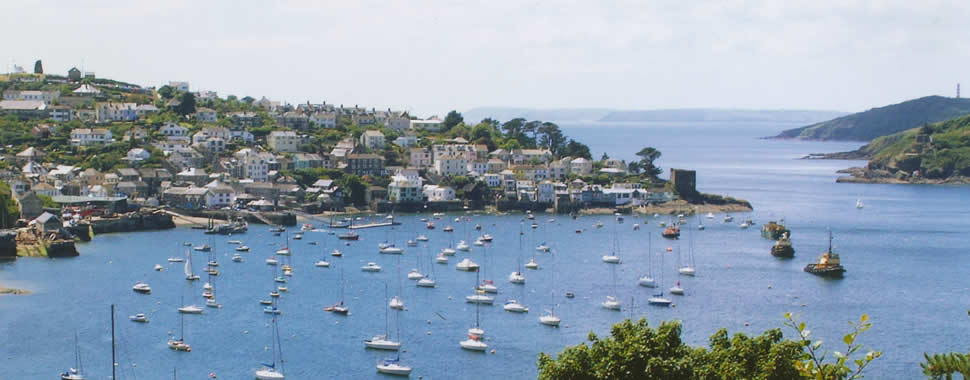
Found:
[843,114,970,181]
[775,96,970,141]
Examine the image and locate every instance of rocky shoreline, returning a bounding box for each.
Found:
[0,287,31,295]
[836,167,970,185]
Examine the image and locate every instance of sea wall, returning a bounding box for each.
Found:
[172,209,297,226]
[89,212,176,234]
[0,230,16,258]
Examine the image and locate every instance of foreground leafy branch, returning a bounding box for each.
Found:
[783,313,881,380]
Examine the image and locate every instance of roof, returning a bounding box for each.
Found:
[33,211,58,224]
[269,130,297,137]
[52,195,127,204]
[17,147,44,158]
[116,168,139,177]
[348,153,384,160]
[363,130,384,137]
[0,100,46,110]
[312,179,335,188]
[164,187,210,196]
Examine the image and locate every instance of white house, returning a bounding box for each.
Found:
[70,128,112,146]
[393,134,418,147]
[96,102,137,123]
[466,160,488,176]
[231,130,254,143]
[408,148,431,169]
[310,112,337,128]
[127,148,150,162]
[159,123,189,138]
[359,130,385,150]
[235,148,274,182]
[410,118,443,131]
[423,185,455,201]
[203,181,236,208]
[484,173,501,188]
[433,155,468,176]
[267,131,300,153]
[570,157,592,175]
[388,174,424,203]
[537,181,556,203]
[194,107,218,122]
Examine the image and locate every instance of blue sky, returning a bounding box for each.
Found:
[3,1,969,117]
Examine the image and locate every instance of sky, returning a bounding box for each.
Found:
[3,1,970,117]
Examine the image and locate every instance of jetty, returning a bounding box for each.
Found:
[348,221,401,230]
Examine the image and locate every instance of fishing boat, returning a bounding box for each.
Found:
[168,305,192,352]
[254,315,286,379]
[443,225,454,232]
[804,231,846,277]
[60,332,85,380]
[661,224,680,239]
[129,313,148,323]
[132,282,151,294]
[771,232,796,258]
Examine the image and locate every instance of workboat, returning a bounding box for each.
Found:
[771,232,795,258]
[804,231,846,277]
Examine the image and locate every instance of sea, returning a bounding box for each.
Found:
[1,121,968,379]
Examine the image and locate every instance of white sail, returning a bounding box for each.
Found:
[183,251,192,277]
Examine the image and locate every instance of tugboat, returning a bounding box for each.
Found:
[770,232,795,258]
[761,221,790,240]
[804,231,845,277]
[661,224,681,239]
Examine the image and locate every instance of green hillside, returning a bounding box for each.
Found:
[775,96,970,141]
[858,114,970,180]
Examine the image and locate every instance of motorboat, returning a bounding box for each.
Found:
[129,313,148,323]
[167,257,184,262]
[602,254,621,264]
[503,299,529,313]
[455,258,479,272]
[739,221,751,229]
[480,234,493,242]
[228,240,242,244]
[456,241,470,251]
[276,247,290,255]
[525,258,539,269]
[207,260,219,267]
[723,215,734,223]
[706,212,715,219]
[132,282,151,294]
[178,305,203,314]
[265,256,278,265]
[259,299,273,305]
[206,299,221,308]
[315,260,330,267]
[473,239,485,246]
[460,337,488,351]
[361,262,382,272]
[443,225,454,232]
[364,334,401,350]
[232,254,243,262]
[679,266,696,276]
[435,254,448,264]
[302,223,314,231]
[380,246,404,254]
[415,235,429,242]
[648,293,673,306]
[416,277,436,287]
[236,245,250,252]
[331,250,343,257]
[425,222,435,230]
[376,357,412,376]
[153,264,163,271]
[508,271,526,284]
[407,269,423,280]
[337,232,359,240]
[277,286,288,292]
[263,306,282,314]
[406,240,417,247]
[601,295,621,310]
[167,338,191,352]
[270,291,280,298]
[441,247,457,256]
[465,294,494,304]
[193,244,210,252]
[389,296,404,310]
[535,243,550,252]
[292,234,302,240]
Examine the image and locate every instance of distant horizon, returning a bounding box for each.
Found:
[4,1,967,117]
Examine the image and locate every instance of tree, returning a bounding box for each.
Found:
[339,175,367,207]
[636,147,663,178]
[783,313,881,380]
[33,60,43,74]
[564,139,592,159]
[241,96,255,104]
[538,318,803,380]
[176,92,197,116]
[922,352,970,379]
[600,152,610,161]
[443,110,464,131]
[157,85,175,99]
[538,122,567,156]
[0,181,20,228]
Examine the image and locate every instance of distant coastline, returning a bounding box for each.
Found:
[463,107,847,124]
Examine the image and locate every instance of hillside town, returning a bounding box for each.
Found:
[0,62,741,229]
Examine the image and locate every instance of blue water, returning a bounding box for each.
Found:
[2,121,969,379]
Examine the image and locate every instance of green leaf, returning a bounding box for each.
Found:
[843,333,855,346]
[860,314,869,322]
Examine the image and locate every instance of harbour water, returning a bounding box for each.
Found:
[2,121,969,379]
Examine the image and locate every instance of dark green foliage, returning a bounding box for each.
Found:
[776,96,970,141]
[443,110,463,131]
[636,147,663,178]
[0,181,20,228]
[339,175,367,207]
[564,139,592,159]
[176,92,197,116]
[922,352,970,379]
[157,85,175,99]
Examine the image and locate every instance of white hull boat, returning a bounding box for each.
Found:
[602,255,621,264]
[315,260,330,267]
[601,296,621,310]
[503,300,528,313]
[456,258,479,271]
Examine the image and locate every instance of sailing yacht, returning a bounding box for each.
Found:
[461,294,488,351]
[466,271,495,304]
[325,265,349,315]
[525,258,539,269]
[504,299,529,313]
[255,316,286,379]
[60,332,85,380]
[167,309,192,352]
[376,357,412,376]
[856,198,864,209]
[647,246,672,306]
[457,240,471,251]
[509,224,527,283]
[366,284,402,351]
[670,280,685,295]
[638,232,657,287]
[389,257,405,310]
[601,266,621,310]
[602,220,622,263]
[678,232,697,276]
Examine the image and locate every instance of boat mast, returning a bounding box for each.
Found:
[384,282,390,336]
[828,230,833,254]
[110,304,116,380]
[74,330,83,375]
